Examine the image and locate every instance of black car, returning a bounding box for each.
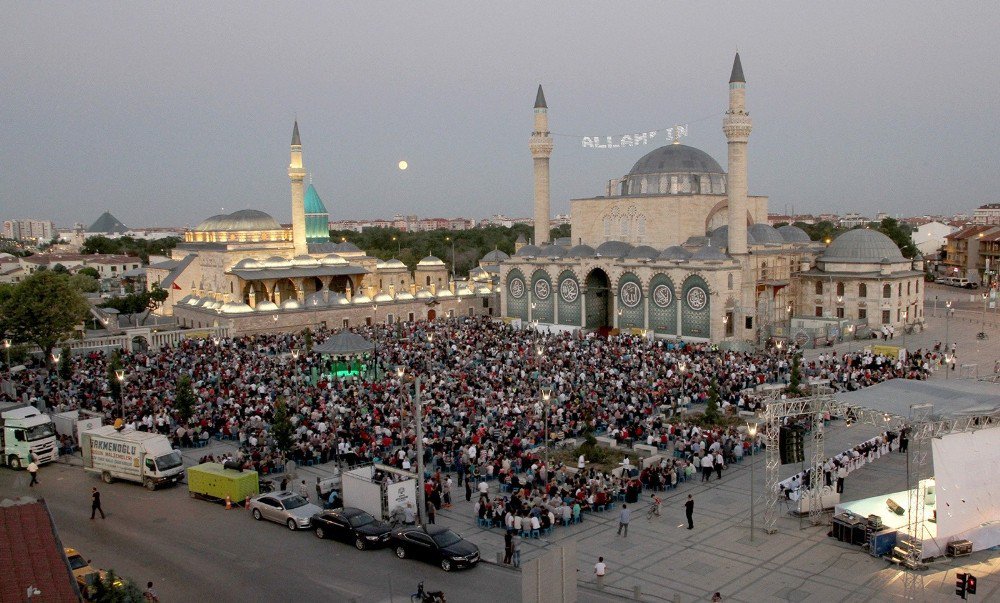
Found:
[311,507,391,550]
[389,525,480,571]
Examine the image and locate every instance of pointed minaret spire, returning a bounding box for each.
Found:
[534,84,547,109]
[729,52,745,84]
[288,120,307,255]
[291,120,301,146]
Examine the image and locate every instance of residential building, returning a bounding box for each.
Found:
[972,203,1000,225]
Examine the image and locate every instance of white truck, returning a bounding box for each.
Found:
[81,425,184,490]
[0,401,60,469]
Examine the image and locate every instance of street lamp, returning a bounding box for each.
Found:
[392,236,400,256]
[3,338,10,367]
[541,386,552,468]
[396,366,427,528]
[846,325,855,355]
[114,368,125,419]
[901,310,908,351]
[982,292,989,338]
[51,352,60,370]
[675,362,687,416]
[945,301,953,379]
[748,423,758,542]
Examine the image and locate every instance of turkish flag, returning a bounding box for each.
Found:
[171,282,182,290]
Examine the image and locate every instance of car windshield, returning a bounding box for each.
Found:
[25,422,55,441]
[155,451,183,471]
[282,495,309,510]
[68,554,87,570]
[348,513,375,528]
[431,530,462,548]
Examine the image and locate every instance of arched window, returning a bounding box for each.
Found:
[859,283,867,297]
[761,261,768,279]
[915,280,920,293]
[882,284,891,298]
[907,282,911,295]
[815,281,823,295]
[836,282,845,297]
[426,276,431,286]
[727,274,734,290]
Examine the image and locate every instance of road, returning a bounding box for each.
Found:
[4,460,568,603]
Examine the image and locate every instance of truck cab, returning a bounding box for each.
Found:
[0,403,59,469]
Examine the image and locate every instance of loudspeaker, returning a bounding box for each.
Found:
[779,426,805,465]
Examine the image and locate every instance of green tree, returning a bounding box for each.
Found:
[704,380,721,424]
[78,266,101,279]
[302,328,313,353]
[550,223,571,241]
[71,273,100,293]
[271,399,294,453]
[52,263,69,274]
[174,374,196,422]
[0,271,90,360]
[59,346,72,380]
[787,353,803,395]
[875,217,919,259]
[88,569,144,602]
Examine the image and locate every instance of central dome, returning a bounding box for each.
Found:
[821,229,905,263]
[622,144,726,195]
[194,209,281,232]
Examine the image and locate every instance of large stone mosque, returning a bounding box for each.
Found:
[147,123,495,333]
[500,54,926,346]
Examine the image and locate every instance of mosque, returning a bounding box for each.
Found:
[500,54,925,346]
[147,123,495,333]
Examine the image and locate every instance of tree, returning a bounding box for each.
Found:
[787,353,803,395]
[0,271,90,360]
[141,285,169,325]
[876,217,919,259]
[704,380,721,424]
[174,374,196,422]
[302,328,313,353]
[550,224,571,241]
[271,399,294,453]
[59,346,72,380]
[52,263,69,274]
[78,266,101,279]
[88,569,144,602]
[71,273,100,293]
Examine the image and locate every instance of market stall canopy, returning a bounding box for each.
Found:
[313,331,374,356]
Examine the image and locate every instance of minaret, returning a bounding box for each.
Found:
[723,53,752,255]
[530,85,553,247]
[288,120,308,255]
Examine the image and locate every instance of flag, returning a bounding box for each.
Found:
[171,282,182,290]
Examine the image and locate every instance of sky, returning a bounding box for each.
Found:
[2,2,999,229]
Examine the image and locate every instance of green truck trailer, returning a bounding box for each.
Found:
[187,463,259,504]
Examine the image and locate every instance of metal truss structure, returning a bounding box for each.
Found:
[901,403,933,597]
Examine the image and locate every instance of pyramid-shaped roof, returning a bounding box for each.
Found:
[88,211,128,234]
[304,184,328,215]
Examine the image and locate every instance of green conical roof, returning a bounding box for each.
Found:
[304,184,327,214]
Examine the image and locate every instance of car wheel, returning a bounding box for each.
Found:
[355,538,366,551]
[101,471,113,484]
[8,456,22,470]
[395,546,407,559]
[287,518,297,531]
[441,558,452,572]
[315,527,325,539]
[252,509,262,521]
[144,478,156,491]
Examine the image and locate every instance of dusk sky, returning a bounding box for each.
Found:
[2,2,998,229]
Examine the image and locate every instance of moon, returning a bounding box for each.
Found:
[398,160,408,170]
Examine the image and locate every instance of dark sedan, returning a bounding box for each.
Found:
[389,525,480,571]
[311,507,391,550]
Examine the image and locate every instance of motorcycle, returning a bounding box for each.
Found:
[258,478,275,493]
[410,582,445,603]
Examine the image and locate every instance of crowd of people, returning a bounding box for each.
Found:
[3,317,932,488]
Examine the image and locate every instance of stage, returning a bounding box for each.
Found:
[835,479,940,555]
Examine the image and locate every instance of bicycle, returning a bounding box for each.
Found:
[977,331,988,340]
[646,502,662,521]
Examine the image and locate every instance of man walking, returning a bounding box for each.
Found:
[617,504,630,537]
[503,530,514,565]
[91,487,105,519]
[28,460,39,487]
[685,494,694,529]
[594,556,607,589]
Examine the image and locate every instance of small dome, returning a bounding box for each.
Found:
[395,291,415,301]
[822,229,905,263]
[436,289,454,298]
[415,289,435,299]
[305,292,326,307]
[373,292,394,302]
[777,224,811,244]
[567,244,596,258]
[709,226,757,250]
[475,285,492,294]
[456,285,475,296]
[540,245,567,258]
[261,256,292,269]
[417,255,446,266]
[202,299,222,310]
[595,240,633,258]
[220,302,254,314]
[376,258,407,270]
[319,254,348,266]
[332,241,362,253]
[352,294,372,304]
[748,224,785,246]
[515,245,542,258]
[627,245,660,260]
[280,299,301,310]
[328,293,350,306]
[481,249,510,262]
[292,255,320,267]
[659,246,692,261]
[184,295,202,306]
[691,246,729,261]
[232,258,262,270]
[255,300,279,312]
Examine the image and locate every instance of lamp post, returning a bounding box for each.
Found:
[982,292,989,337]
[541,386,552,468]
[397,366,426,528]
[51,352,60,374]
[748,423,758,542]
[846,325,855,356]
[945,301,953,380]
[3,339,10,368]
[392,236,400,256]
[675,362,687,416]
[114,368,125,419]
[901,310,908,351]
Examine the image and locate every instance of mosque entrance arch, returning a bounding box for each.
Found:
[584,268,612,329]
[130,335,149,353]
[427,309,437,321]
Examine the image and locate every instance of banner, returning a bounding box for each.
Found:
[582,125,688,149]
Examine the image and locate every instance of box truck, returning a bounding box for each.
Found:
[187,462,260,504]
[1,401,59,469]
[80,425,184,490]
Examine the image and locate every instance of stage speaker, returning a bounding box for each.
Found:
[779,426,805,465]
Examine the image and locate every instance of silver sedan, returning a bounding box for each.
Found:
[248,491,321,531]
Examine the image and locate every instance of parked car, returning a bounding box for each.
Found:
[65,547,122,600]
[248,491,321,530]
[312,506,391,549]
[389,525,480,571]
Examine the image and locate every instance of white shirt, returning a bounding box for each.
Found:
[594,562,607,576]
